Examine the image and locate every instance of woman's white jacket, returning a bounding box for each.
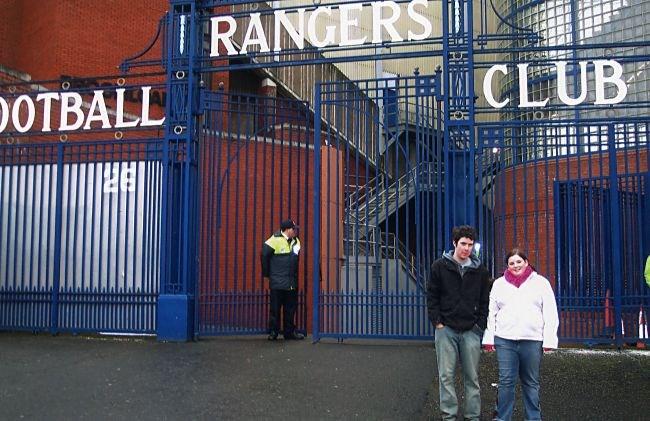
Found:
[482,271,559,349]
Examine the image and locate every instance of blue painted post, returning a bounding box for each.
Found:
[157,0,201,341]
[442,0,477,233]
[313,83,322,343]
[553,181,563,337]
[50,143,65,335]
[608,124,624,348]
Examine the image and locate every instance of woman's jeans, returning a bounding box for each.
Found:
[435,325,482,421]
[494,336,543,421]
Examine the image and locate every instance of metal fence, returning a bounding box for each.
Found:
[477,121,650,346]
[314,73,441,340]
[312,72,650,345]
[195,89,313,337]
[0,139,163,334]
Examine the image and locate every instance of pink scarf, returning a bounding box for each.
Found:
[504,265,533,288]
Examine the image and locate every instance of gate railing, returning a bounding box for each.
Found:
[477,121,650,347]
[0,139,163,334]
[343,162,434,294]
[195,90,312,337]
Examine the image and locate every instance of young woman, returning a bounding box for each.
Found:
[482,248,559,421]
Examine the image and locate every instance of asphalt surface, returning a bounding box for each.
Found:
[1,332,649,420]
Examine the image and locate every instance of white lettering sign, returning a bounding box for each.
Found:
[210,0,431,56]
[0,86,165,134]
[0,62,629,135]
[483,60,628,108]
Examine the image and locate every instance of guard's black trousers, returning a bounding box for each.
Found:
[268,289,298,335]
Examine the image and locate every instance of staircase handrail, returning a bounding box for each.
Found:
[348,162,434,227]
[383,232,427,292]
[342,224,426,292]
[346,174,385,213]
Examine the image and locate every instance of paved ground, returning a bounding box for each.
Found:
[1,331,649,420]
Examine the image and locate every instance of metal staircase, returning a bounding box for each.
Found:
[346,163,434,233]
[343,163,435,292]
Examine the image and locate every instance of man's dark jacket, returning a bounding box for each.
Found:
[260,231,300,290]
[427,252,491,331]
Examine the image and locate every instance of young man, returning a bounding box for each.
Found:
[427,225,491,421]
[260,218,304,340]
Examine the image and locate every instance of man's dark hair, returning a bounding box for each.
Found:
[451,225,478,243]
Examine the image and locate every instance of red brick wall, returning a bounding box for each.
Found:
[0,0,21,67]
[1,0,168,80]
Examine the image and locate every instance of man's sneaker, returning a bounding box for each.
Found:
[283,332,304,340]
[267,331,278,341]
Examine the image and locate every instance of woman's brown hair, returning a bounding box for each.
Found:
[505,248,528,264]
[505,248,536,271]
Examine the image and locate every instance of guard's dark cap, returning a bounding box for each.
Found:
[280,219,299,230]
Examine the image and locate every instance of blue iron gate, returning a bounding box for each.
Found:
[312,76,650,344]
[314,72,442,340]
[195,89,313,337]
[553,137,650,345]
[0,139,162,334]
[149,0,650,344]
[476,121,650,347]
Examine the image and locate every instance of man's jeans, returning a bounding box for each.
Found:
[435,325,482,421]
[494,336,543,421]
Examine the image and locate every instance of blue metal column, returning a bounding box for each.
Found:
[607,124,624,348]
[157,0,202,341]
[313,83,322,342]
[442,0,476,238]
[50,143,65,335]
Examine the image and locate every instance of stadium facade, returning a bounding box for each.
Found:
[0,1,648,346]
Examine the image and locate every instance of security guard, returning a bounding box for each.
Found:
[261,218,304,340]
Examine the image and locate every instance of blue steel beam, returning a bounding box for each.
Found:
[607,124,624,348]
[157,0,203,341]
[442,0,477,234]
